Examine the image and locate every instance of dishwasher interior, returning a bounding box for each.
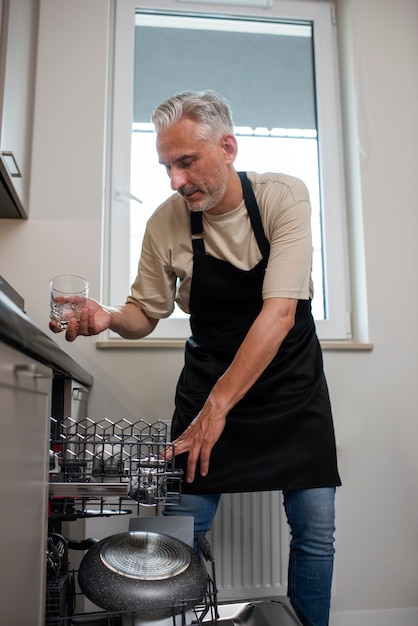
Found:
[47,415,303,626]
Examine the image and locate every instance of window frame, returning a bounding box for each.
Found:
[104,0,351,343]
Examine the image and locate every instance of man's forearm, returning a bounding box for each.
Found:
[107,303,158,339]
[208,297,297,414]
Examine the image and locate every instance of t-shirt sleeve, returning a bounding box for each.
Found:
[125,216,178,319]
[259,175,313,300]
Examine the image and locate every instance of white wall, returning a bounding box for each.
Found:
[0,0,417,623]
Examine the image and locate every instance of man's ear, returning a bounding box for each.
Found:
[221,134,238,164]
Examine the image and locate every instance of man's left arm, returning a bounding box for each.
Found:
[169,296,297,483]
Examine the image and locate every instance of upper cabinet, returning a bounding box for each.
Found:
[0,0,39,218]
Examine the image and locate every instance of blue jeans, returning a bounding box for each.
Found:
[163,487,336,626]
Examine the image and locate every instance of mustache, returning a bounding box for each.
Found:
[179,185,200,196]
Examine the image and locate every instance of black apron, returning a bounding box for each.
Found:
[172,172,341,494]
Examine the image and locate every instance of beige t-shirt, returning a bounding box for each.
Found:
[127,172,313,318]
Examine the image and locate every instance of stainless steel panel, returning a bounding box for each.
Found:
[49,482,129,497]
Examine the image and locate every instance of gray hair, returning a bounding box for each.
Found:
[152,90,234,142]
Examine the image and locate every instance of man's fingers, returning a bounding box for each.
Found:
[49,320,62,334]
[65,317,79,342]
[186,441,213,482]
[75,307,91,335]
[198,445,211,478]
[163,419,217,483]
[186,448,199,483]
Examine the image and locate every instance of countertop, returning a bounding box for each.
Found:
[0,290,93,386]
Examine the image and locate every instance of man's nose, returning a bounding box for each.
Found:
[169,168,187,191]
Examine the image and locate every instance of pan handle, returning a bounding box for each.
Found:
[67,537,99,551]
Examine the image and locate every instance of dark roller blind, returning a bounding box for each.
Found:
[134,20,317,130]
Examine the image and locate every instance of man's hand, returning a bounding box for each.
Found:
[50,299,159,342]
[167,401,227,484]
[49,298,111,341]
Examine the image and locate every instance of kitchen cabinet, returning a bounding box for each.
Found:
[0,0,39,218]
[0,341,52,626]
[0,286,94,624]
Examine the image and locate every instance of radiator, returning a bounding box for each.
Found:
[207,491,289,601]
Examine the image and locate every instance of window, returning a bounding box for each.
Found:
[106,0,350,342]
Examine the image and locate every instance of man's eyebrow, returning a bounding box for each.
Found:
[159,153,196,166]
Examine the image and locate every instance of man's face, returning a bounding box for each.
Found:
[156,117,236,214]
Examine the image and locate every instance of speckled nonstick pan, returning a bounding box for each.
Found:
[78,530,208,620]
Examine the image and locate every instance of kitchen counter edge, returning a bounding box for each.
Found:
[0,291,93,387]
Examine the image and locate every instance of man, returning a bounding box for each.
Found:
[51,90,341,626]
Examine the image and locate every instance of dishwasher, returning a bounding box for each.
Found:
[47,415,303,626]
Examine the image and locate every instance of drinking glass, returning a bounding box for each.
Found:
[50,274,89,329]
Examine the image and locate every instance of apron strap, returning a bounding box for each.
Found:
[190,210,205,256]
[238,171,270,260]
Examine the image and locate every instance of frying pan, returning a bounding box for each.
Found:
[78,530,208,621]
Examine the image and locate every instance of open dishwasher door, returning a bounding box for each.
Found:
[218,598,303,626]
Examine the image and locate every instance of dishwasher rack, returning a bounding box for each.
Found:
[47,418,219,626]
[49,417,183,519]
[45,532,219,626]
